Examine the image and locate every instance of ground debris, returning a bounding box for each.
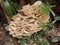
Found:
[0,24,19,45]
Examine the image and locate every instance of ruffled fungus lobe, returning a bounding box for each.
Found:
[7,1,50,38]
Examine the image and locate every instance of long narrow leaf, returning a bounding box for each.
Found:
[9,1,17,14]
[2,0,13,18]
[10,1,18,11]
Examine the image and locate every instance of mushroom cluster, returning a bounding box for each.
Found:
[7,1,50,38]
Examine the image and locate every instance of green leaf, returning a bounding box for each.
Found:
[10,1,17,14]
[51,37,59,42]
[54,16,60,21]
[50,5,56,8]
[41,27,49,36]
[40,23,51,36]
[43,38,49,45]
[35,36,43,45]
[2,0,13,18]
[39,2,50,17]
[35,36,50,45]
[39,2,55,17]
[50,9,55,17]
[20,38,26,45]
[10,1,18,12]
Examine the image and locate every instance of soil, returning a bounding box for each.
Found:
[0,24,19,45]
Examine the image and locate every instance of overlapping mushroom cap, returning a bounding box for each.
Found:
[7,1,50,38]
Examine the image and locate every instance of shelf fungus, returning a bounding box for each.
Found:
[6,1,50,38]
